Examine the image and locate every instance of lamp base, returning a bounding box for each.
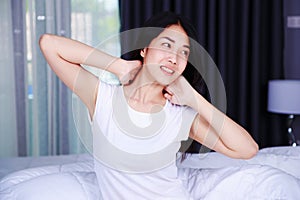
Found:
[287,114,298,147]
[291,142,297,147]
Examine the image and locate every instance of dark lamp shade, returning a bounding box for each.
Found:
[268,80,300,114]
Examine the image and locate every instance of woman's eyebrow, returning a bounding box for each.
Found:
[160,36,190,49]
[160,36,175,43]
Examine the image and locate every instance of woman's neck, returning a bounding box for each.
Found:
[123,68,166,112]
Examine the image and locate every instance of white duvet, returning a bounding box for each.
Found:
[1,147,300,200]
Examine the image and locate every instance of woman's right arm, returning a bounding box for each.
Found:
[39,34,141,117]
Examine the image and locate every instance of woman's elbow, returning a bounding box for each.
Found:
[39,34,55,52]
[241,142,259,159]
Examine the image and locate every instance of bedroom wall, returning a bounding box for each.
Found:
[284,0,300,144]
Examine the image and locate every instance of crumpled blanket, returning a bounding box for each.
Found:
[1,147,300,200]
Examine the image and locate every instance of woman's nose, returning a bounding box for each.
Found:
[167,52,177,65]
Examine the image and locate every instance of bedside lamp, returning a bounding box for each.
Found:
[268,80,300,146]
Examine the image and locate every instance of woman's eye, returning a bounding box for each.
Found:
[162,43,171,48]
[181,50,189,57]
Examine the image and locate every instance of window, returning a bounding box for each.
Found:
[0,0,120,157]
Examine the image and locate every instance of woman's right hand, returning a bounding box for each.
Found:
[114,59,142,85]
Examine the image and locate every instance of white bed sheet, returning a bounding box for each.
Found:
[179,146,300,178]
[0,154,90,180]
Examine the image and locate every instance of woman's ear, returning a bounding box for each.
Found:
[140,48,147,58]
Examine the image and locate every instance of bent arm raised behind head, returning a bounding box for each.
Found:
[39,34,121,117]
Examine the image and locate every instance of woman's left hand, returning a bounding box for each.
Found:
[163,76,196,106]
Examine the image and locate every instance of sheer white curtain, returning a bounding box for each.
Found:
[71,0,121,154]
[0,0,120,157]
[0,0,18,157]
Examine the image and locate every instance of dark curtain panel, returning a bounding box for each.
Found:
[119,0,287,150]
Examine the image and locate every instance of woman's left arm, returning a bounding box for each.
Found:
[164,76,259,159]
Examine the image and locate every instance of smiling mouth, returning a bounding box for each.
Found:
[160,65,175,75]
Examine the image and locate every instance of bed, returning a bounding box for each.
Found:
[0,146,300,199]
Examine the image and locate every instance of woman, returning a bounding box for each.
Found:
[40,11,258,199]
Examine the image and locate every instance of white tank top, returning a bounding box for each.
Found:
[90,80,197,199]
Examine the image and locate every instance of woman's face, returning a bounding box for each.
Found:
[141,24,190,85]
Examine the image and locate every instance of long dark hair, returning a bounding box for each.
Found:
[121,11,206,96]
